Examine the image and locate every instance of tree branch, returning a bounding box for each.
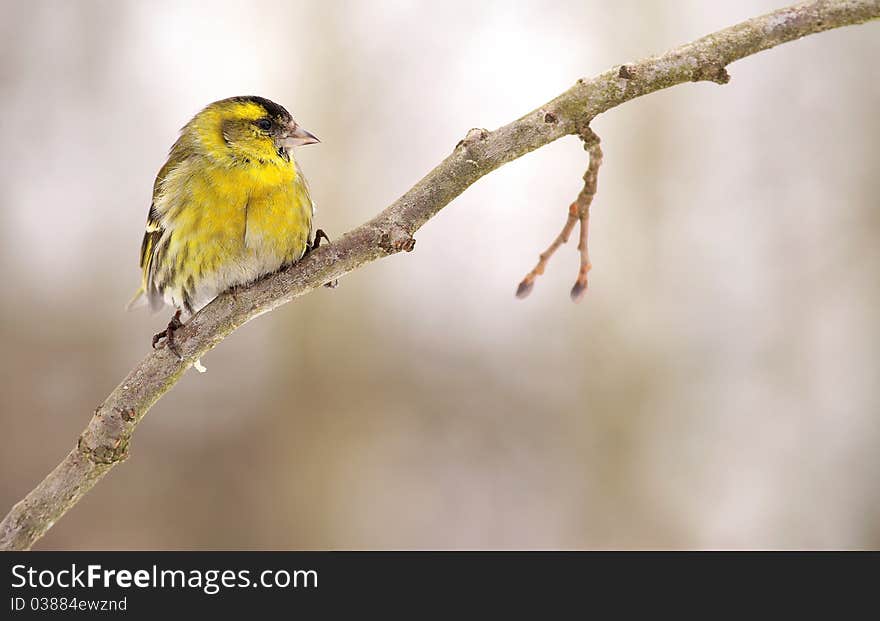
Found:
[2,0,877,550]
[516,127,603,301]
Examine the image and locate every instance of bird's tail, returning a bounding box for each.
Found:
[126,287,147,311]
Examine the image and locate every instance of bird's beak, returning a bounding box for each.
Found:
[279,123,320,148]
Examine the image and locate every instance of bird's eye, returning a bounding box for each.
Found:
[257,118,272,131]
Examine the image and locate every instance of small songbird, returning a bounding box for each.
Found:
[129,96,322,354]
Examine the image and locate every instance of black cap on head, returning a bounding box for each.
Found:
[231,96,292,122]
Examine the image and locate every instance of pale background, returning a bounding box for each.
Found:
[0,0,877,549]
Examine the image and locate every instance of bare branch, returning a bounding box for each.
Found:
[2,0,877,550]
[572,131,603,301]
[516,128,603,301]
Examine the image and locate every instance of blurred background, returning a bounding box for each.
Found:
[0,0,877,550]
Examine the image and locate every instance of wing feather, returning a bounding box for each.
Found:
[132,139,190,311]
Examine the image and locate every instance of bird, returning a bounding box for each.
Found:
[129,96,323,356]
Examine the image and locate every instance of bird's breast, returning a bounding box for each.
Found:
[171,161,311,296]
[193,162,309,258]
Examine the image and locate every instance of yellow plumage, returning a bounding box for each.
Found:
[132,96,320,317]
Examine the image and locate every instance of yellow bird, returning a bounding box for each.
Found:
[130,96,322,354]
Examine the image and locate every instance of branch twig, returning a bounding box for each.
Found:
[2,0,877,550]
[516,127,603,301]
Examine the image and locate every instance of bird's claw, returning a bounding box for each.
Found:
[152,309,184,360]
[307,229,339,289]
[310,228,331,251]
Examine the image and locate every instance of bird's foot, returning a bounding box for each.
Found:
[152,309,184,360]
[308,228,331,252]
[306,229,339,289]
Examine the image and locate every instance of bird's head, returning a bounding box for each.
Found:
[187,96,319,163]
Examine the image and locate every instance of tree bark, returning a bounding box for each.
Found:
[2,0,877,550]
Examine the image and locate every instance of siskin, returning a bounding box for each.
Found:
[129,96,322,354]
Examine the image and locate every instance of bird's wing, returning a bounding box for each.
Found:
[130,146,185,311]
[135,204,165,310]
